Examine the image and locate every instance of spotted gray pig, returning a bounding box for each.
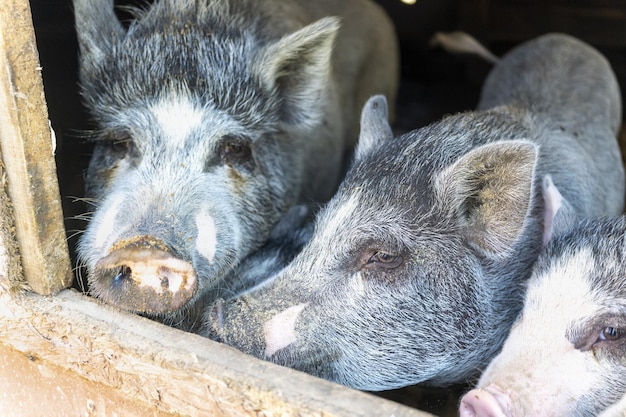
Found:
[205,34,625,390]
[73,0,399,328]
[460,178,626,417]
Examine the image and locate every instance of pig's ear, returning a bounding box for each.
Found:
[354,95,394,160]
[436,140,538,256]
[256,17,340,127]
[541,175,577,246]
[73,0,125,71]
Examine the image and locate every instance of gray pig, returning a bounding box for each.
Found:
[205,33,625,390]
[459,178,626,417]
[213,204,314,301]
[73,0,399,329]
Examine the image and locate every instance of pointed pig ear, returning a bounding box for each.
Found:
[436,140,538,256]
[354,95,394,160]
[73,0,125,70]
[541,175,577,246]
[256,17,340,127]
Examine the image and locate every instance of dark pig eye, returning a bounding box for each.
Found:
[219,136,252,166]
[110,140,131,155]
[363,250,403,270]
[598,327,624,342]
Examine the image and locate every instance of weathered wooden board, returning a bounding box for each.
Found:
[0,343,181,417]
[0,0,72,295]
[0,283,434,417]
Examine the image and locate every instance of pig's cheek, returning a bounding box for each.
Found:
[263,303,308,357]
[195,209,218,264]
[85,143,128,197]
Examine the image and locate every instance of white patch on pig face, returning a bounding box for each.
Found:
[195,209,218,264]
[476,248,600,415]
[93,193,125,251]
[264,303,308,357]
[150,97,204,146]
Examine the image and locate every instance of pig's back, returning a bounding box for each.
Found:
[294,0,400,146]
[478,33,622,137]
[478,34,624,217]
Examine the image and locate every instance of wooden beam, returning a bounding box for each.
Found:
[0,286,434,417]
[0,0,72,294]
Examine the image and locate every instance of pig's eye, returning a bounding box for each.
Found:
[598,327,624,342]
[219,136,252,166]
[110,140,132,155]
[363,250,403,270]
[103,131,135,158]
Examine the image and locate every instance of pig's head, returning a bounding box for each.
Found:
[73,0,340,320]
[205,95,545,390]
[460,212,626,417]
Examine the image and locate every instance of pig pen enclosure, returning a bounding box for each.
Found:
[1,0,626,416]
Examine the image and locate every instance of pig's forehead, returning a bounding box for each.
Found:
[314,186,434,247]
[162,98,255,146]
[99,94,262,146]
[89,36,279,129]
[538,217,626,297]
[526,248,597,313]
[528,244,626,316]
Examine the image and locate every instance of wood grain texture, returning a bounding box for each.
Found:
[0,282,433,416]
[0,0,72,294]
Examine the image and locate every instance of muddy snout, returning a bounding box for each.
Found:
[90,236,198,314]
[204,297,285,358]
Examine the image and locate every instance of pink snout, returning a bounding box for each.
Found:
[89,236,198,314]
[459,385,512,417]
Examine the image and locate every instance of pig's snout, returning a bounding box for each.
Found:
[91,236,198,314]
[459,385,512,417]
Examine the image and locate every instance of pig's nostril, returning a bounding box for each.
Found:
[91,240,199,313]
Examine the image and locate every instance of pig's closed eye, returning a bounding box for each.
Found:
[104,131,136,158]
[110,140,131,155]
[362,250,403,270]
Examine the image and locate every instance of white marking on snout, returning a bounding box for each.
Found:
[195,209,217,263]
[264,303,308,357]
[150,97,204,146]
[94,195,124,250]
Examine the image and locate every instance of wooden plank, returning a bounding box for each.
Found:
[0,0,72,294]
[0,285,434,417]
[0,343,181,417]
